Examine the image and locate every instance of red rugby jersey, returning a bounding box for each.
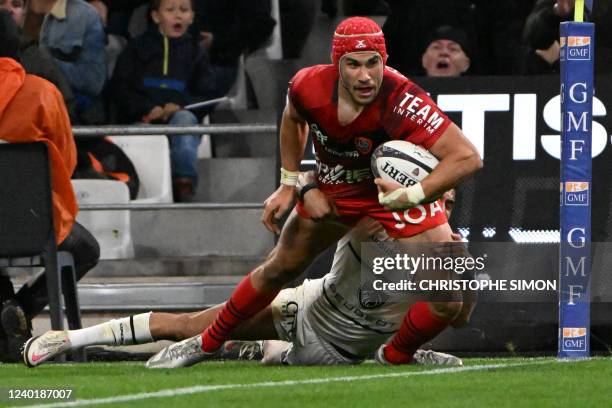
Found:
[288,64,451,199]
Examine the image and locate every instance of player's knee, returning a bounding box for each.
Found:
[429,301,463,322]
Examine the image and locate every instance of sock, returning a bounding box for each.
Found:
[201,272,278,353]
[384,302,450,364]
[67,312,153,348]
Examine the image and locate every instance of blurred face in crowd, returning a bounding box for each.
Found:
[0,0,26,26]
[151,0,193,38]
[422,39,470,77]
[339,51,384,106]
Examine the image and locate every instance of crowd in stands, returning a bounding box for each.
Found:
[1,0,609,201]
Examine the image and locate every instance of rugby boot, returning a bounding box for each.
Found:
[146,335,219,369]
[22,330,71,367]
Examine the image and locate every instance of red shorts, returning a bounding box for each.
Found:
[296,196,448,239]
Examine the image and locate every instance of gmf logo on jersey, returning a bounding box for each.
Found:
[567,36,591,61]
[564,181,589,206]
[354,136,373,155]
[562,327,587,351]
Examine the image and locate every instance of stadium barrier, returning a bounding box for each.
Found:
[72,123,276,137]
[72,122,276,211]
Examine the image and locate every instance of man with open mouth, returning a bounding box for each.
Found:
[421,25,471,77]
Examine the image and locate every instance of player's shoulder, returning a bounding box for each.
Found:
[290,64,336,109]
[382,65,423,96]
[291,64,336,89]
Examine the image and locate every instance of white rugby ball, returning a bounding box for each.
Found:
[371,140,438,186]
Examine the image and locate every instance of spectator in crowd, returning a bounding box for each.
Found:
[94,0,149,39]
[191,0,275,98]
[421,25,471,77]
[383,0,523,76]
[27,0,107,124]
[110,0,211,202]
[523,0,612,74]
[340,0,389,16]
[0,12,99,362]
[279,0,315,59]
[0,1,77,119]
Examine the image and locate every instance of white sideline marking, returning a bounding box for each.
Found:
[13,359,565,408]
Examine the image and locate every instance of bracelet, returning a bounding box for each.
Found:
[280,167,300,186]
[298,182,319,201]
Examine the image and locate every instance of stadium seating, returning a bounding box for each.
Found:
[109,135,173,203]
[72,179,135,259]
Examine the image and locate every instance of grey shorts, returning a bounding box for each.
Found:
[267,279,363,366]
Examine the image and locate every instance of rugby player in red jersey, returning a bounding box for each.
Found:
[206,15,480,365]
[249,17,480,365]
[24,17,481,367]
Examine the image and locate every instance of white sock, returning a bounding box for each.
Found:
[67,312,154,348]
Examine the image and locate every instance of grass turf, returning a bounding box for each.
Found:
[1,357,611,407]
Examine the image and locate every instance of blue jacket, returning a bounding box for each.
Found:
[110,28,210,123]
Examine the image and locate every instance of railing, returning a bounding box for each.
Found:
[79,203,263,211]
[72,123,277,210]
[72,123,277,138]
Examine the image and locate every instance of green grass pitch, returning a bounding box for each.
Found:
[1,357,611,407]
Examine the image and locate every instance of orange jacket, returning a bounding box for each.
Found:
[0,57,77,244]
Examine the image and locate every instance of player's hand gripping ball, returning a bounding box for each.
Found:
[371,140,439,209]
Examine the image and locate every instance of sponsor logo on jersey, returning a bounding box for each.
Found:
[280,300,299,339]
[393,92,445,134]
[323,146,360,158]
[326,282,395,330]
[358,285,388,309]
[318,163,373,184]
[564,181,589,206]
[354,136,373,155]
[311,123,328,146]
[567,36,591,61]
[562,327,587,351]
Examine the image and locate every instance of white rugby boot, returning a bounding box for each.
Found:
[146,335,217,369]
[22,331,71,367]
[412,349,463,366]
[374,345,462,366]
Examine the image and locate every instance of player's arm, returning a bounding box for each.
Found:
[280,98,309,174]
[261,100,309,233]
[420,123,482,200]
[296,170,339,221]
[377,123,482,209]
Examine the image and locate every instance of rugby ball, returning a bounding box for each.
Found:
[371,140,438,186]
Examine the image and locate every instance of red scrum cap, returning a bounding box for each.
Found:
[331,17,387,66]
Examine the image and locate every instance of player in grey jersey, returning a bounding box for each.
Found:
[23,179,473,368]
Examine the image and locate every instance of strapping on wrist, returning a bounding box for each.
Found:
[280,167,300,186]
[378,182,425,209]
